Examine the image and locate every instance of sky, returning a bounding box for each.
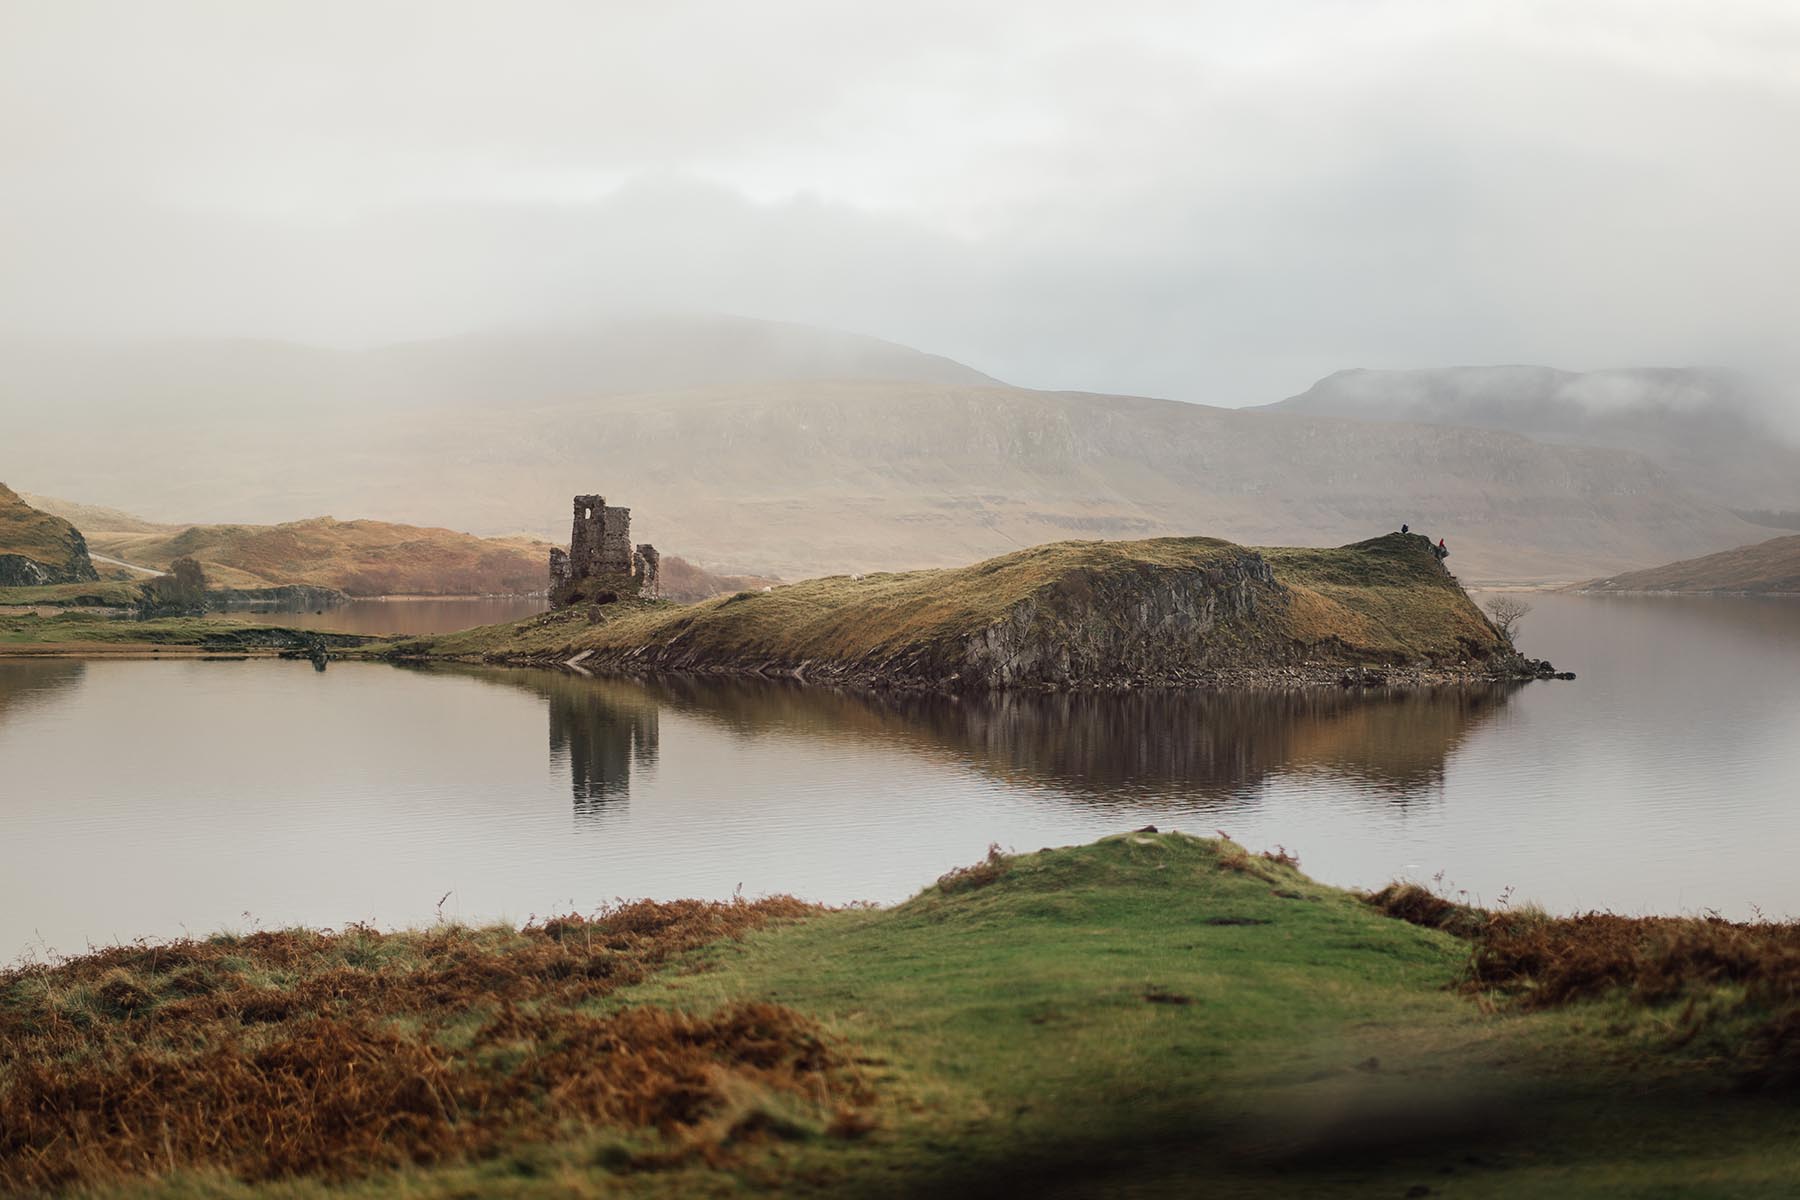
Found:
[3,0,1798,406]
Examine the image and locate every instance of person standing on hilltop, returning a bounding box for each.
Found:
[1401,523,1409,534]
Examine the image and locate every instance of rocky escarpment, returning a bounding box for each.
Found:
[0,484,99,586]
[954,551,1284,687]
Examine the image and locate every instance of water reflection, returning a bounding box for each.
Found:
[550,678,658,816]
[9,593,1800,956]
[641,679,1520,805]
[440,666,1518,810]
[394,667,660,813]
[226,596,547,637]
[0,660,86,728]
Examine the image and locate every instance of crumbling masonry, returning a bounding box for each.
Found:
[549,494,658,607]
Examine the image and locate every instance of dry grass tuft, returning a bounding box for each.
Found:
[0,896,869,1193]
[935,844,1008,894]
[1364,881,1492,940]
[1368,886,1800,1086]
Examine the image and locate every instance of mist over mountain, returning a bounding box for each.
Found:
[3,317,1769,585]
[1266,366,1800,517]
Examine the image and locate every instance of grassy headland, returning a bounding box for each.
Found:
[6,833,1799,1198]
[0,612,373,656]
[374,532,1527,689]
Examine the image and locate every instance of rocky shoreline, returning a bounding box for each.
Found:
[391,645,1570,693]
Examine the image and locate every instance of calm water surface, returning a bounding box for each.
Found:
[3,592,1797,958]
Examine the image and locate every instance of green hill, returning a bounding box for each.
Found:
[386,532,1521,688]
[0,483,98,586]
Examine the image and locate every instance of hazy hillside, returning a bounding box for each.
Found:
[19,494,168,535]
[1582,534,1800,595]
[27,495,785,600]
[1267,366,1800,517]
[0,483,97,586]
[77,518,554,596]
[4,320,1773,583]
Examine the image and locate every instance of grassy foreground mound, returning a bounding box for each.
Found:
[384,533,1516,688]
[7,834,1799,1198]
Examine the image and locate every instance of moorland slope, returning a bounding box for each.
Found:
[1581,533,1800,595]
[75,517,554,596]
[0,483,97,586]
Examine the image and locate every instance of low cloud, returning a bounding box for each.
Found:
[2,1,1797,409]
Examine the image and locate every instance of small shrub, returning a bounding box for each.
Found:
[936,844,1008,894]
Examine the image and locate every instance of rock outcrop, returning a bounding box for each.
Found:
[0,483,99,586]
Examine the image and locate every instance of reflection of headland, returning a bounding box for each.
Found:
[0,659,87,730]
[649,681,1519,805]
[426,664,1518,811]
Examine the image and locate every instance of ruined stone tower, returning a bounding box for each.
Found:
[549,494,659,607]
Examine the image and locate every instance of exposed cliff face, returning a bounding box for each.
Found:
[954,551,1282,687]
[387,535,1529,691]
[0,483,98,586]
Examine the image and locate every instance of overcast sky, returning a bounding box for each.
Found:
[3,0,1797,405]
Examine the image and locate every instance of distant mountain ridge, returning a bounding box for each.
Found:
[1265,365,1800,517]
[4,317,1776,583]
[0,483,98,586]
[1581,534,1800,595]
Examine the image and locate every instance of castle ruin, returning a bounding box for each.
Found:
[549,494,659,607]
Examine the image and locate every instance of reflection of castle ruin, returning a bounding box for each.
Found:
[548,494,658,607]
[547,677,660,813]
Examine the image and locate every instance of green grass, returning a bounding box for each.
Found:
[373,533,1507,679]
[30,834,1800,1198]
[0,580,145,607]
[0,612,372,650]
[1264,533,1502,657]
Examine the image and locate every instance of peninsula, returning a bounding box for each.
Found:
[375,531,1552,690]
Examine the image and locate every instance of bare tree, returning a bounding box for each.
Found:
[1485,595,1532,644]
